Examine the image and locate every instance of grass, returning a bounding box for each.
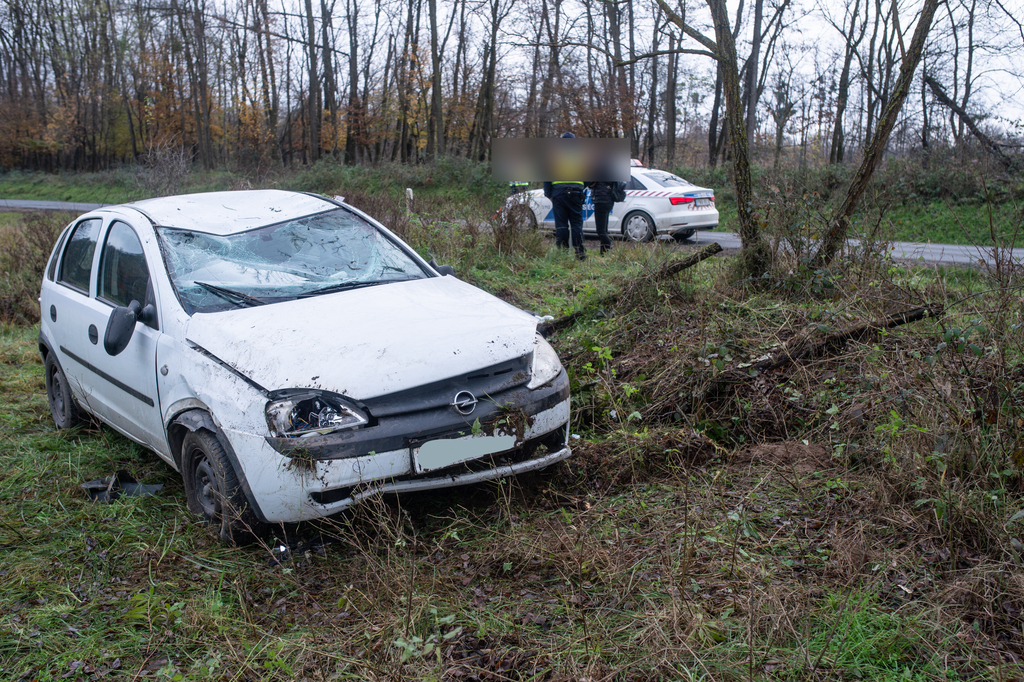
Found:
[4,157,1023,246]
[0,158,509,208]
[876,200,1022,246]
[2,187,1024,679]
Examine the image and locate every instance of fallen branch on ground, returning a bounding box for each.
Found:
[538,242,723,337]
[656,241,723,277]
[697,303,944,403]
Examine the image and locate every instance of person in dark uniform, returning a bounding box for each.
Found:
[587,180,616,254]
[542,132,586,260]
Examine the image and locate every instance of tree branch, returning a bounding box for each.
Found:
[698,304,944,403]
[925,75,1019,171]
[538,243,724,337]
[653,0,719,55]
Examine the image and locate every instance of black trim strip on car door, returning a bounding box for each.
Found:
[59,345,155,407]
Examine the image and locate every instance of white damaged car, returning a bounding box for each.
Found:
[39,190,571,543]
[514,164,718,242]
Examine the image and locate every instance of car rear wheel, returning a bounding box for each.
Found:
[182,428,266,545]
[622,211,655,242]
[45,354,81,429]
[673,230,695,242]
[525,208,539,231]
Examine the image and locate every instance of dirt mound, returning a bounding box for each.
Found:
[730,440,834,474]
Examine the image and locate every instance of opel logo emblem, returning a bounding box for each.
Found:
[451,390,478,416]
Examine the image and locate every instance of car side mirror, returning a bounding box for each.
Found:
[428,258,455,277]
[104,300,151,356]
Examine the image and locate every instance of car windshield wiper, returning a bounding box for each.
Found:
[194,281,268,307]
[298,277,419,298]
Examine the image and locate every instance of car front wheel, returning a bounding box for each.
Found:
[45,354,81,429]
[182,428,266,545]
[622,211,656,242]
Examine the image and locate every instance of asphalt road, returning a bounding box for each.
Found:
[687,230,1024,267]
[2,199,1021,268]
[0,199,109,212]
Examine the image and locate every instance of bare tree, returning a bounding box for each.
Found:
[657,0,770,276]
[813,0,942,266]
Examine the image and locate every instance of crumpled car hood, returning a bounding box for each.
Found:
[184,276,539,399]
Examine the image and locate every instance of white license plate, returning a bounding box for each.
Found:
[695,198,710,208]
[413,434,517,473]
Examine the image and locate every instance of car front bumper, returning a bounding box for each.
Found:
[220,371,572,523]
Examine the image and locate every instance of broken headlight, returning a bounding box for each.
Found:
[265,392,369,438]
[527,335,562,389]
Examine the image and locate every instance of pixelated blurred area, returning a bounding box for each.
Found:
[491,138,630,182]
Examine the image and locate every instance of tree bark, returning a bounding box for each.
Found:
[665,32,677,167]
[744,0,764,150]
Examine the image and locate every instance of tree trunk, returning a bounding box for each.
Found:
[828,0,863,165]
[426,0,442,161]
[744,0,763,150]
[645,13,661,165]
[344,0,360,165]
[303,0,320,162]
[813,0,942,267]
[321,0,338,157]
[708,67,723,167]
[665,33,677,167]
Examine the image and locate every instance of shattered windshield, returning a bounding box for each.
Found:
[157,208,428,314]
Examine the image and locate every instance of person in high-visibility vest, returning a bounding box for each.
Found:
[542,132,586,260]
[508,181,529,195]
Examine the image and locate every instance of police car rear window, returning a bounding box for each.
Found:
[644,173,695,188]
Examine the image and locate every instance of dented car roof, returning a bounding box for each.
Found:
[126,190,333,235]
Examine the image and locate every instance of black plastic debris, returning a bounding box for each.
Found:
[81,469,163,503]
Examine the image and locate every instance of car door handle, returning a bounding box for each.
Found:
[88,324,98,345]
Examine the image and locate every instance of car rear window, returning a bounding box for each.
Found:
[58,218,102,294]
[643,172,695,188]
[627,176,649,191]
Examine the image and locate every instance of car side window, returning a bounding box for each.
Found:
[98,221,153,313]
[57,218,102,294]
[46,225,72,281]
[628,176,648,191]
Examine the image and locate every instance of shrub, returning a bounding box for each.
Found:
[0,212,68,324]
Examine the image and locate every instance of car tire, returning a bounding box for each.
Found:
[622,211,656,242]
[673,230,695,242]
[525,208,539,231]
[45,354,81,429]
[182,428,266,545]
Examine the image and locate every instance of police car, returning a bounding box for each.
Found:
[513,162,718,242]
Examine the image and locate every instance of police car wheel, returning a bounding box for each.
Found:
[673,230,695,242]
[622,211,655,242]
